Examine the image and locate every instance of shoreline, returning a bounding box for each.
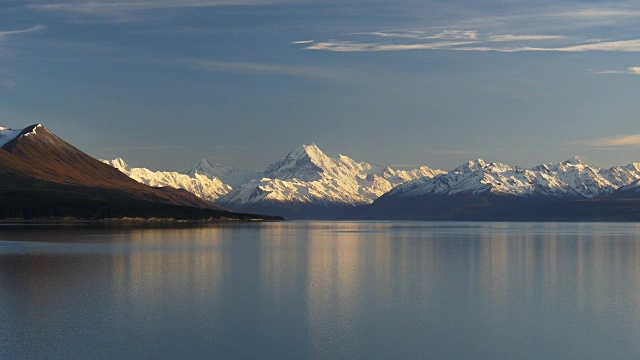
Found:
[0,217,284,224]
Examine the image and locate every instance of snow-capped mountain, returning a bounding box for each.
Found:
[182,159,261,188]
[346,156,640,221]
[216,144,444,218]
[601,163,640,188]
[386,156,640,200]
[101,140,640,220]
[102,158,232,203]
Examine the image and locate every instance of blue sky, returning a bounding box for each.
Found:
[1,0,640,171]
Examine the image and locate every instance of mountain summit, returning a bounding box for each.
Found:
[262,144,332,182]
[216,144,444,218]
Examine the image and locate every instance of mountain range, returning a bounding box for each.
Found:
[350,157,640,221]
[10,122,639,221]
[104,144,444,219]
[0,124,279,221]
[102,143,640,221]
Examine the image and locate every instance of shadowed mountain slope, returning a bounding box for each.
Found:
[0,124,280,220]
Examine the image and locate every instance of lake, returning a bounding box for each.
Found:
[1,221,640,359]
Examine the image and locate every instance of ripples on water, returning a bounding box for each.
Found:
[1,221,640,359]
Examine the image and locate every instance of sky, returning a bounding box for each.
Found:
[1,0,640,172]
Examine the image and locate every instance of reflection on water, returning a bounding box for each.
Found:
[1,222,640,359]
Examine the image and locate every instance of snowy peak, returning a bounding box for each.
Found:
[388,156,640,200]
[290,143,327,163]
[218,144,444,211]
[104,158,131,172]
[103,158,232,203]
[263,143,334,182]
[454,158,488,173]
[452,158,513,174]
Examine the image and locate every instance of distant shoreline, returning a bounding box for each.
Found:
[0,217,284,224]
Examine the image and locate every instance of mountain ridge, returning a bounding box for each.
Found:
[102,158,232,203]
[216,144,444,218]
[347,156,640,221]
[100,141,640,221]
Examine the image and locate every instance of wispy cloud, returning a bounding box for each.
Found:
[31,0,291,21]
[487,34,567,42]
[34,0,288,12]
[0,26,45,58]
[301,33,640,53]
[165,59,352,81]
[592,66,640,75]
[296,3,640,54]
[575,134,640,148]
[0,26,45,40]
[552,8,640,21]
[350,30,479,41]
[290,40,314,45]
[306,40,477,52]
[453,5,640,30]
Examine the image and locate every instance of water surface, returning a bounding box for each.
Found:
[1,221,640,359]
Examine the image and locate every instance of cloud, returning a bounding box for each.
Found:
[553,39,640,52]
[553,8,640,20]
[350,30,479,41]
[487,34,567,42]
[294,3,640,55]
[575,134,640,148]
[289,40,314,44]
[456,4,640,30]
[591,67,640,75]
[34,0,286,12]
[166,59,351,80]
[300,30,640,53]
[0,26,45,58]
[457,39,640,53]
[31,0,291,21]
[305,40,477,52]
[0,26,45,40]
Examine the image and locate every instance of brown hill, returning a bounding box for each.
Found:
[0,124,280,220]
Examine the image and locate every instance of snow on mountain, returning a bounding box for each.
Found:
[387,156,640,199]
[601,162,640,188]
[218,144,443,208]
[263,144,335,182]
[182,159,261,188]
[102,158,232,202]
[0,126,26,147]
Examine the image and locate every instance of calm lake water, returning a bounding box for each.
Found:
[1,221,640,359]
